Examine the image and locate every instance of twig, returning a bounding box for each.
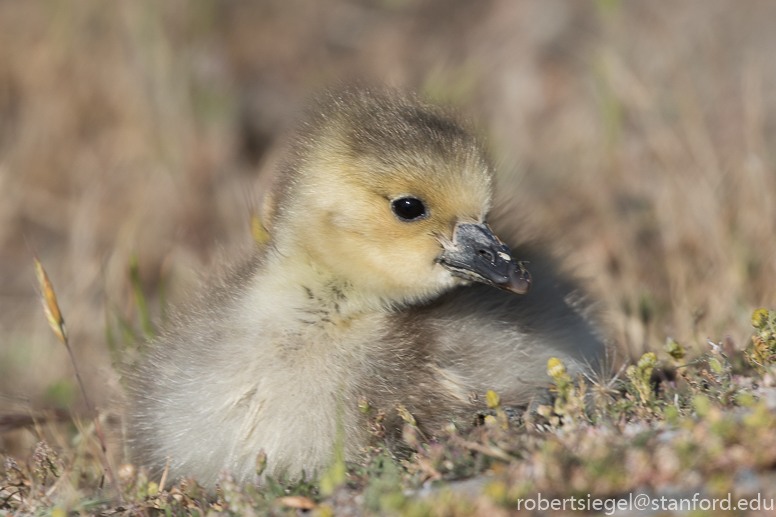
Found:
[451,436,514,462]
[0,409,70,433]
[159,456,170,490]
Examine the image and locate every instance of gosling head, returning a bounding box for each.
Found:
[265,89,531,307]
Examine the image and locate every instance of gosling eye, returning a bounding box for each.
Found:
[391,196,427,221]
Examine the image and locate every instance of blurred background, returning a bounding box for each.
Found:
[1,0,776,460]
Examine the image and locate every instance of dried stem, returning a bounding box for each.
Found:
[33,256,123,502]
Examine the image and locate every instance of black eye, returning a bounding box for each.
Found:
[391,197,427,221]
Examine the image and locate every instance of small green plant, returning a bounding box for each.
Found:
[747,308,776,371]
[485,390,508,429]
[626,352,658,405]
[536,357,588,427]
[664,337,686,365]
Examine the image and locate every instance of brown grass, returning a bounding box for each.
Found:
[1,0,775,501]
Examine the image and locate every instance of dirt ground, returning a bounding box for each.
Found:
[1,0,775,463]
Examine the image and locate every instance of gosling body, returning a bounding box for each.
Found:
[129,89,604,488]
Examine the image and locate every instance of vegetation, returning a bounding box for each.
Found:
[2,1,776,515]
[4,260,776,515]
[5,311,776,515]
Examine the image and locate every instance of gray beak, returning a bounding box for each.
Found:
[437,223,531,295]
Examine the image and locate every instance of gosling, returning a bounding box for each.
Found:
[129,88,605,489]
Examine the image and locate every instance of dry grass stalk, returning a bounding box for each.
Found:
[33,255,123,502]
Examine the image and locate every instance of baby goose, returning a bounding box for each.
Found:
[129,88,604,489]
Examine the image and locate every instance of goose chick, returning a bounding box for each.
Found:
[130,88,604,489]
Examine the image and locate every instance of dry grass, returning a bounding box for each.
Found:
[2,0,776,514]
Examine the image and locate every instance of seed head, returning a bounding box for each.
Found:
[34,258,67,345]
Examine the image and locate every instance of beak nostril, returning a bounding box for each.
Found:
[477,248,495,262]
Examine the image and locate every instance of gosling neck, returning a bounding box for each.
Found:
[254,244,393,326]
